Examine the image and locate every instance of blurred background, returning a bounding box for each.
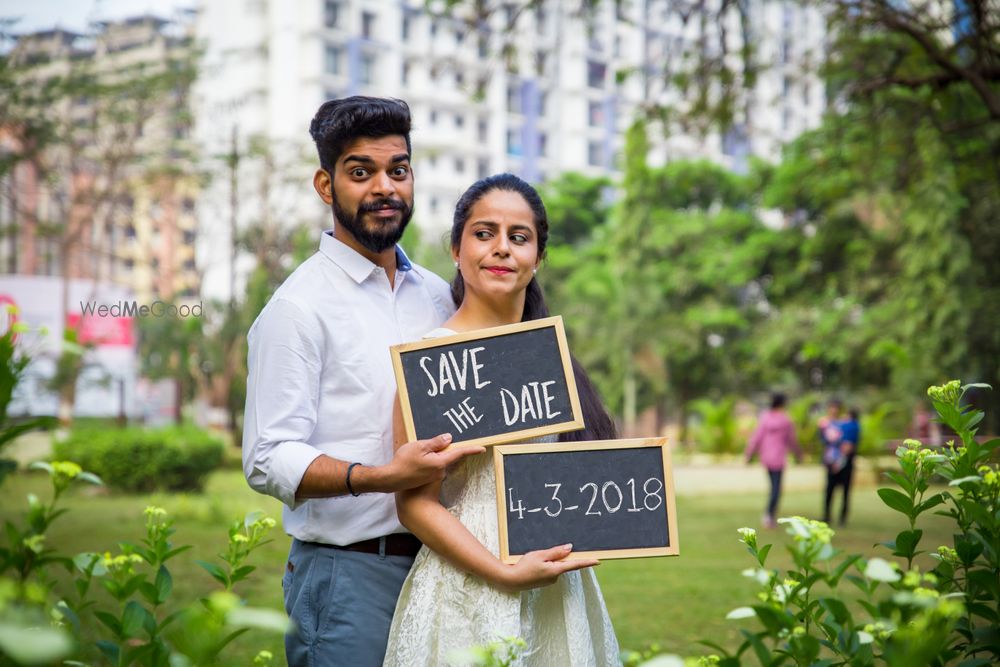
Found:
[1,0,997,450]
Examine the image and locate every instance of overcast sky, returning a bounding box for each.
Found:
[2,0,193,35]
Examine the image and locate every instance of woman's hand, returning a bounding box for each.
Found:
[494,544,599,593]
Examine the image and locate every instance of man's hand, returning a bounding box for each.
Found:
[495,544,599,593]
[384,434,485,492]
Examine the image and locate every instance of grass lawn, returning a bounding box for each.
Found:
[0,466,952,663]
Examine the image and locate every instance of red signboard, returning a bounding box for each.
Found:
[66,312,134,347]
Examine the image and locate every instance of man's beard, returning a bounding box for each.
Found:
[332,193,413,254]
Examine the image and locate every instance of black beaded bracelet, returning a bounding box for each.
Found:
[345,462,362,497]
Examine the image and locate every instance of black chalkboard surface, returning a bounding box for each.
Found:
[493,438,678,562]
[390,317,584,447]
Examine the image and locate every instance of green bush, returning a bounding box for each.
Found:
[53,425,225,492]
[0,462,285,666]
[690,397,741,454]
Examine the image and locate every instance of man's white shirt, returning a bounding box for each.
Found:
[243,231,454,545]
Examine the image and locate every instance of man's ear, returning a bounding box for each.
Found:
[313,168,333,205]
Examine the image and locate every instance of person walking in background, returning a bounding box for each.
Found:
[824,407,861,526]
[909,400,942,446]
[745,393,803,529]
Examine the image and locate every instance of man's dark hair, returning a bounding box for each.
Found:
[771,393,786,409]
[308,96,412,171]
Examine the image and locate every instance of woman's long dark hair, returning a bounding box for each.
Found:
[450,173,618,441]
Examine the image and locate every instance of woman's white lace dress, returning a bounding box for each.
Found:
[383,329,621,667]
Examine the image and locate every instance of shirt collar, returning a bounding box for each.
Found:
[319,231,414,284]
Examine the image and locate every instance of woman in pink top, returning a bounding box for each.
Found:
[745,393,803,528]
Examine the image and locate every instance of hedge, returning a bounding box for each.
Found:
[53,425,225,492]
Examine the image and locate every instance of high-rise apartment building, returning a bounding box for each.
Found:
[0,15,200,303]
[194,0,825,297]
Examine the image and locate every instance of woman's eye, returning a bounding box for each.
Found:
[474,230,492,240]
[511,233,528,244]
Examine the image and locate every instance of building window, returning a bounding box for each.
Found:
[477,35,488,59]
[402,15,411,40]
[506,129,522,156]
[586,24,602,52]
[454,157,465,173]
[477,158,490,179]
[538,92,547,117]
[802,82,810,106]
[362,11,376,39]
[588,100,603,127]
[535,8,546,34]
[430,19,438,37]
[535,50,546,77]
[506,83,521,113]
[587,60,606,89]
[538,132,547,157]
[325,45,342,75]
[782,76,790,98]
[430,196,439,213]
[587,140,603,167]
[455,113,464,128]
[455,70,464,86]
[430,109,438,125]
[455,29,464,44]
[477,118,488,142]
[401,62,410,85]
[324,1,340,29]
[359,53,375,85]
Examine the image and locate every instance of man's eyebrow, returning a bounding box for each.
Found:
[342,154,375,166]
[341,153,411,166]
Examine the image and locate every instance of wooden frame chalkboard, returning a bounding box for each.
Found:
[493,438,678,562]
[390,317,584,448]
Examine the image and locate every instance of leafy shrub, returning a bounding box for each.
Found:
[0,462,285,666]
[53,425,225,492]
[643,380,1000,666]
[690,397,741,454]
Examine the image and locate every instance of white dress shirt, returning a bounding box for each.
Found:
[243,231,454,545]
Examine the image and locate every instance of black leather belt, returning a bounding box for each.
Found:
[321,534,422,558]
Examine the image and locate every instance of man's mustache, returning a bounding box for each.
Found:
[358,198,407,213]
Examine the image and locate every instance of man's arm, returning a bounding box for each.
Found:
[244,297,479,507]
[295,431,478,500]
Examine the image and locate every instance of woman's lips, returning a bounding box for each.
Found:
[485,267,514,275]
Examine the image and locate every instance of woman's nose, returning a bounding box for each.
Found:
[492,235,510,255]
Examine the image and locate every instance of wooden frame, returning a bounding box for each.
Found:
[493,437,679,563]
[390,316,584,448]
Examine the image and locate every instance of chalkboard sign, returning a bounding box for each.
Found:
[493,438,678,562]
[390,317,584,447]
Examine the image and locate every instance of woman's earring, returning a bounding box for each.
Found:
[532,267,538,274]
[454,261,460,269]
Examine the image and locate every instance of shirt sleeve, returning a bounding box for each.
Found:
[242,297,324,509]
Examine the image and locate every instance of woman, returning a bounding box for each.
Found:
[745,393,803,529]
[383,174,620,666]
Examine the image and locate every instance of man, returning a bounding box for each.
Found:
[242,96,482,666]
[820,399,859,526]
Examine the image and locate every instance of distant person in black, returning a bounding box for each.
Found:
[823,407,860,526]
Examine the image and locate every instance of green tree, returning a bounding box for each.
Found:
[537,172,612,247]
